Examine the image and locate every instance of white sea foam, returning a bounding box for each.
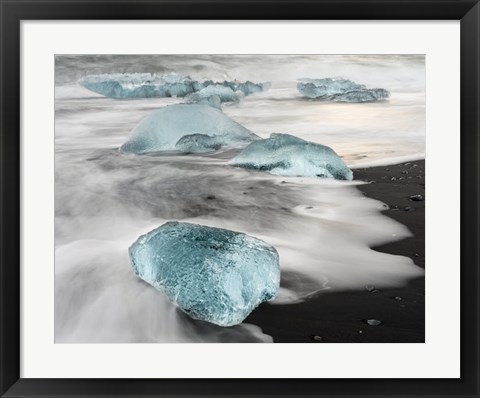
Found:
[350,153,426,168]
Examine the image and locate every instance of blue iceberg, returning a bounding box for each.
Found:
[78,73,200,99]
[129,222,280,326]
[297,78,390,102]
[120,104,259,153]
[79,73,269,100]
[230,133,353,180]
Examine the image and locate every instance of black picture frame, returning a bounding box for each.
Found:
[1,1,479,397]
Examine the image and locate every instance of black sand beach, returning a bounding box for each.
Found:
[246,160,425,343]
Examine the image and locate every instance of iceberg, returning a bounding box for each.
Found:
[78,73,200,99]
[120,104,259,153]
[185,85,245,107]
[129,222,280,327]
[219,80,268,95]
[297,78,390,102]
[331,88,390,103]
[79,73,269,100]
[185,94,223,109]
[230,133,353,180]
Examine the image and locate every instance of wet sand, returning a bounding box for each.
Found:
[246,160,425,343]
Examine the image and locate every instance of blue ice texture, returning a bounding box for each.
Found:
[230,133,353,180]
[220,80,269,95]
[297,78,390,102]
[78,73,200,99]
[78,73,269,100]
[129,221,281,327]
[120,104,259,154]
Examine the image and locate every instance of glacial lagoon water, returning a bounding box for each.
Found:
[55,55,425,343]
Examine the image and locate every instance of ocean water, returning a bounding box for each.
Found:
[54,55,425,343]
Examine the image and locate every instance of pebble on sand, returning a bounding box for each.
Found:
[409,194,424,201]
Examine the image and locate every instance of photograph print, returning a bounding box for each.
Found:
[55,54,425,343]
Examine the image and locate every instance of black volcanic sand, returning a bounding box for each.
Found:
[245,160,425,343]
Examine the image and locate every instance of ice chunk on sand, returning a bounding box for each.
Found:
[129,222,280,327]
[78,73,200,99]
[78,73,268,100]
[230,133,353,180]
[297,78,390,102]
[120,104,259,153]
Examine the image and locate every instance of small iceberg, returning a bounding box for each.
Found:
[230,133,353,180]
[297,78,390,102]
[185,85,244,107]
[79,73,269,100]
[120,104,259,154]
[218,80,268,95]
[129,222,280,327]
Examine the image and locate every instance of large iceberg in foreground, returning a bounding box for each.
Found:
[230,133,353,180]
[129,222,280,327]
[297,78,390,102]
[120,104,259,153]
[79,73,269,100]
